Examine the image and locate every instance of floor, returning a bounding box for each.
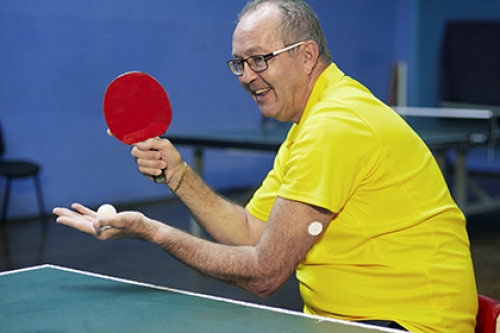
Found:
[1,182,500,313]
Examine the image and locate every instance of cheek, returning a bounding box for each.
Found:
[281,71,303,97]
[272,67,297,94]
[273,80,293,104]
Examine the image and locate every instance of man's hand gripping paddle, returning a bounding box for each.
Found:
[103,71,172,183]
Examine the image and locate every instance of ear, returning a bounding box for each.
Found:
[302,40,320,75]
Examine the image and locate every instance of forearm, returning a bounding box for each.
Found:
[150,221,282,297]
[168,163,265,246]
[131,139,264,245]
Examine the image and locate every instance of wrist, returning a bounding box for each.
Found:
[167,162,188,194]
[149,221,168,246]
[138,214,161,243]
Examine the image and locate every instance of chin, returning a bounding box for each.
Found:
[259,106,279,120]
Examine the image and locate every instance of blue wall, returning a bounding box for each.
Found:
[1,0,411,219]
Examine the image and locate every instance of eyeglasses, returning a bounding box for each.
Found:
[227,41,305,76]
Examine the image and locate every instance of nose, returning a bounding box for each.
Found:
[239,63,259,85]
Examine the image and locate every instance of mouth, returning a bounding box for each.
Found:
[253,87,272,98]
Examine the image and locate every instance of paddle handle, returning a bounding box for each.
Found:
[154,170,166,184]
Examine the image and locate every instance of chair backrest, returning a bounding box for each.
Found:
[440,22,500,106]
[476,294,500,333]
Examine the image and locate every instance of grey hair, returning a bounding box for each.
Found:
[237,0,332,63]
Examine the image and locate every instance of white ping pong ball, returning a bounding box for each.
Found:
[308,221,323,236]
[97,203,117,217]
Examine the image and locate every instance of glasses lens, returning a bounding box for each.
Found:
[228,60,243,75]
[248,56,267,73]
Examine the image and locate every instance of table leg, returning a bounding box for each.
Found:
[488,117,498,162]
[453,149,467,210]
[435,151,446,172]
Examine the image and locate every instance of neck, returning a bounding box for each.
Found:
[290,61,330,124]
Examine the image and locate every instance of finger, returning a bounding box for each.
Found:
[93,216,113,229]
[131,145,163,161]
[136,137,172,154]
[140,163,167,178]
[95,226,114,239]
[96,211,151,239]
[107,128,115,137]
[132,149,167,179]
[55,213,96,235]
[135,138,157,152]
[93,218,115,237]
[71,203,98,218]
[90,217,122,241]
[134,152,165,165]
[52,207,75,216]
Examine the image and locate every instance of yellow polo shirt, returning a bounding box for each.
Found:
[246,64,477,333]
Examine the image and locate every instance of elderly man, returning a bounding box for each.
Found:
[53,1,477,332]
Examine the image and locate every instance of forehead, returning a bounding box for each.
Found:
[232,4,282,57]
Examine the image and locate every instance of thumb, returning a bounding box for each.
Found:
[136,137,167,152]
[135,138,157,151]
[93,217,113,231]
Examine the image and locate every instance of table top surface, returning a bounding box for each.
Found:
[165,106,498,151]
[0,265,396,333]
[392,106,496,119]
[166,126,486,152]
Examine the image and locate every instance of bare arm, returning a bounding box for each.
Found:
[131,137,266,246]
[53,137,334,296]
[152,197,334,296]
[53,197,333,297]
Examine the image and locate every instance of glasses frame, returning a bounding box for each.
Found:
[227,41,305,76]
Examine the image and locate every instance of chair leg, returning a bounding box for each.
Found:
[33,174,47,265]
[33,174,45,222]
[1,222,12,269]
[1,178,12,224]
[1,177,13,269]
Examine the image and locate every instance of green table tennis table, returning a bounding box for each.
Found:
[0,265,399,333]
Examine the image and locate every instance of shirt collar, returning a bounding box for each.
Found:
[288,63,345,141]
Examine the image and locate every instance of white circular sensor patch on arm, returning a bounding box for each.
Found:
[307,221,323,236]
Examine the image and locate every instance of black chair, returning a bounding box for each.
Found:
[439,21,500,166]
[0,123,45,224]
[440,21,500,107]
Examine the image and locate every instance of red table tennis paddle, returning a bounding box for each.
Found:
[103,71,172,183]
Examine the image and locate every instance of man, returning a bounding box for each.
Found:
[53,1,478,332]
